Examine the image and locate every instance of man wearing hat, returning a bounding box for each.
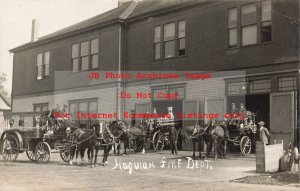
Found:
[258,121,270,145]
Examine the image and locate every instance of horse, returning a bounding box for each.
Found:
[68,126,100,167]
[191,122,228,160]
[205,121,228,160]
[109,120,146,155]
[122,119,152,155]
[99,120,128,164]
[191,124,208,160]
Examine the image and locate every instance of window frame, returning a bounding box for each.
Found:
[153,20,186,61]
[240,3,258,46]
[68,98,98,128]
[36,51,50,80]
[227,7,238,48]
[72,38,99,72]
[227,1,273,48]
[177,20,186,56]
[260,0,272,43]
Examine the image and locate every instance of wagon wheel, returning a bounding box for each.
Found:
[240,136,251,156]
[35,142,51,163]
[26,150,36,161]
[60,147,71,162]
[1,135,19,161]
[132,139,143,152]
[152,131,164,151]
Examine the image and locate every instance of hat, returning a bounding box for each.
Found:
[258,121,265,126]
[167,107,173,111]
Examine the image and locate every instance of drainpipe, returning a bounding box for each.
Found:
[117,20,124,120]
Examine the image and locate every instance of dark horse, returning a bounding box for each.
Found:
[116,119,153,155]
[68,126,100,167]
[191,122,228,160]
[110,120,147,155]
[68,120,125,167]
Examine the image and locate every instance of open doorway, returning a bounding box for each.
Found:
[227,94,270,127]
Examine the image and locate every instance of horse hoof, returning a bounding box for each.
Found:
[214,157,217,161]
[69,161,73,165]
[90,165,94,168]
[94,164,98,167]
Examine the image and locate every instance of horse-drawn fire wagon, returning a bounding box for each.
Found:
[0,110,72,163]
[151,119,179,151]
[226,111,258,155]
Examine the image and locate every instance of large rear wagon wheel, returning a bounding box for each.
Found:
[152,131,164,151]
[35,142,51,163]
[240,136,251,156]
[1,135,19,161]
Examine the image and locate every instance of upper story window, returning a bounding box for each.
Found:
[72,39,99,72]
[261,0,272,42]
[228,8,238,48]
[227,0,272,48]
[154,20,186,60]
[178,20,186,56]
[154,26,161,60]
[36,51,50,80]
[241,4,257,46]
[164,23,175,58]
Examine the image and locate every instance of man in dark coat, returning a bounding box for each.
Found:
[170,126,178,155]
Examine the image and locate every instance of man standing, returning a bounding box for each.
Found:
[258,121,270,145]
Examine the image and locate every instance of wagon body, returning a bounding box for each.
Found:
[152,119,179,151]
[0,121,71,163]
[226,112,258,155]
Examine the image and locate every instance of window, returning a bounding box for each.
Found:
[164,23,175,58]
[80,42,89,71]
[249,79,271,93]
[152,86,185,101]
[228,8,237,48]
[278,77,297,91]
[69,99,98,128]
[72,44,79,72]
[261,0,272,42]
[241,4,257,46]
[91,39,99,69]
[178,20,186,56]
[72,39,99,72]
[154,26,161,60]
[33,103,49,126]
[227,1,272,47]
[227,81,248,95]
[154,20,186,60]
[36,51,50,80]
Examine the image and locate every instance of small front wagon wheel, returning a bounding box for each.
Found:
[60,148,70,162]
[1,135,19,161]
[35,142,51,163]
[240,136,251,156]
[26,150,36,161]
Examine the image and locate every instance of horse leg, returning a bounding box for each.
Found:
[80,148,86,165]
[90,147,94,168]
[213,138,218,160]
[205,139,211,159]
[124,139,129,155]
[192,140,196,160]
[94,146,99,167]
[69,146,76,165]
[117,142,121,155]
[198,139,202,159]
[141,138,145,155]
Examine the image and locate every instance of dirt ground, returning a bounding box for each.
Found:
[0,150,299,191]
